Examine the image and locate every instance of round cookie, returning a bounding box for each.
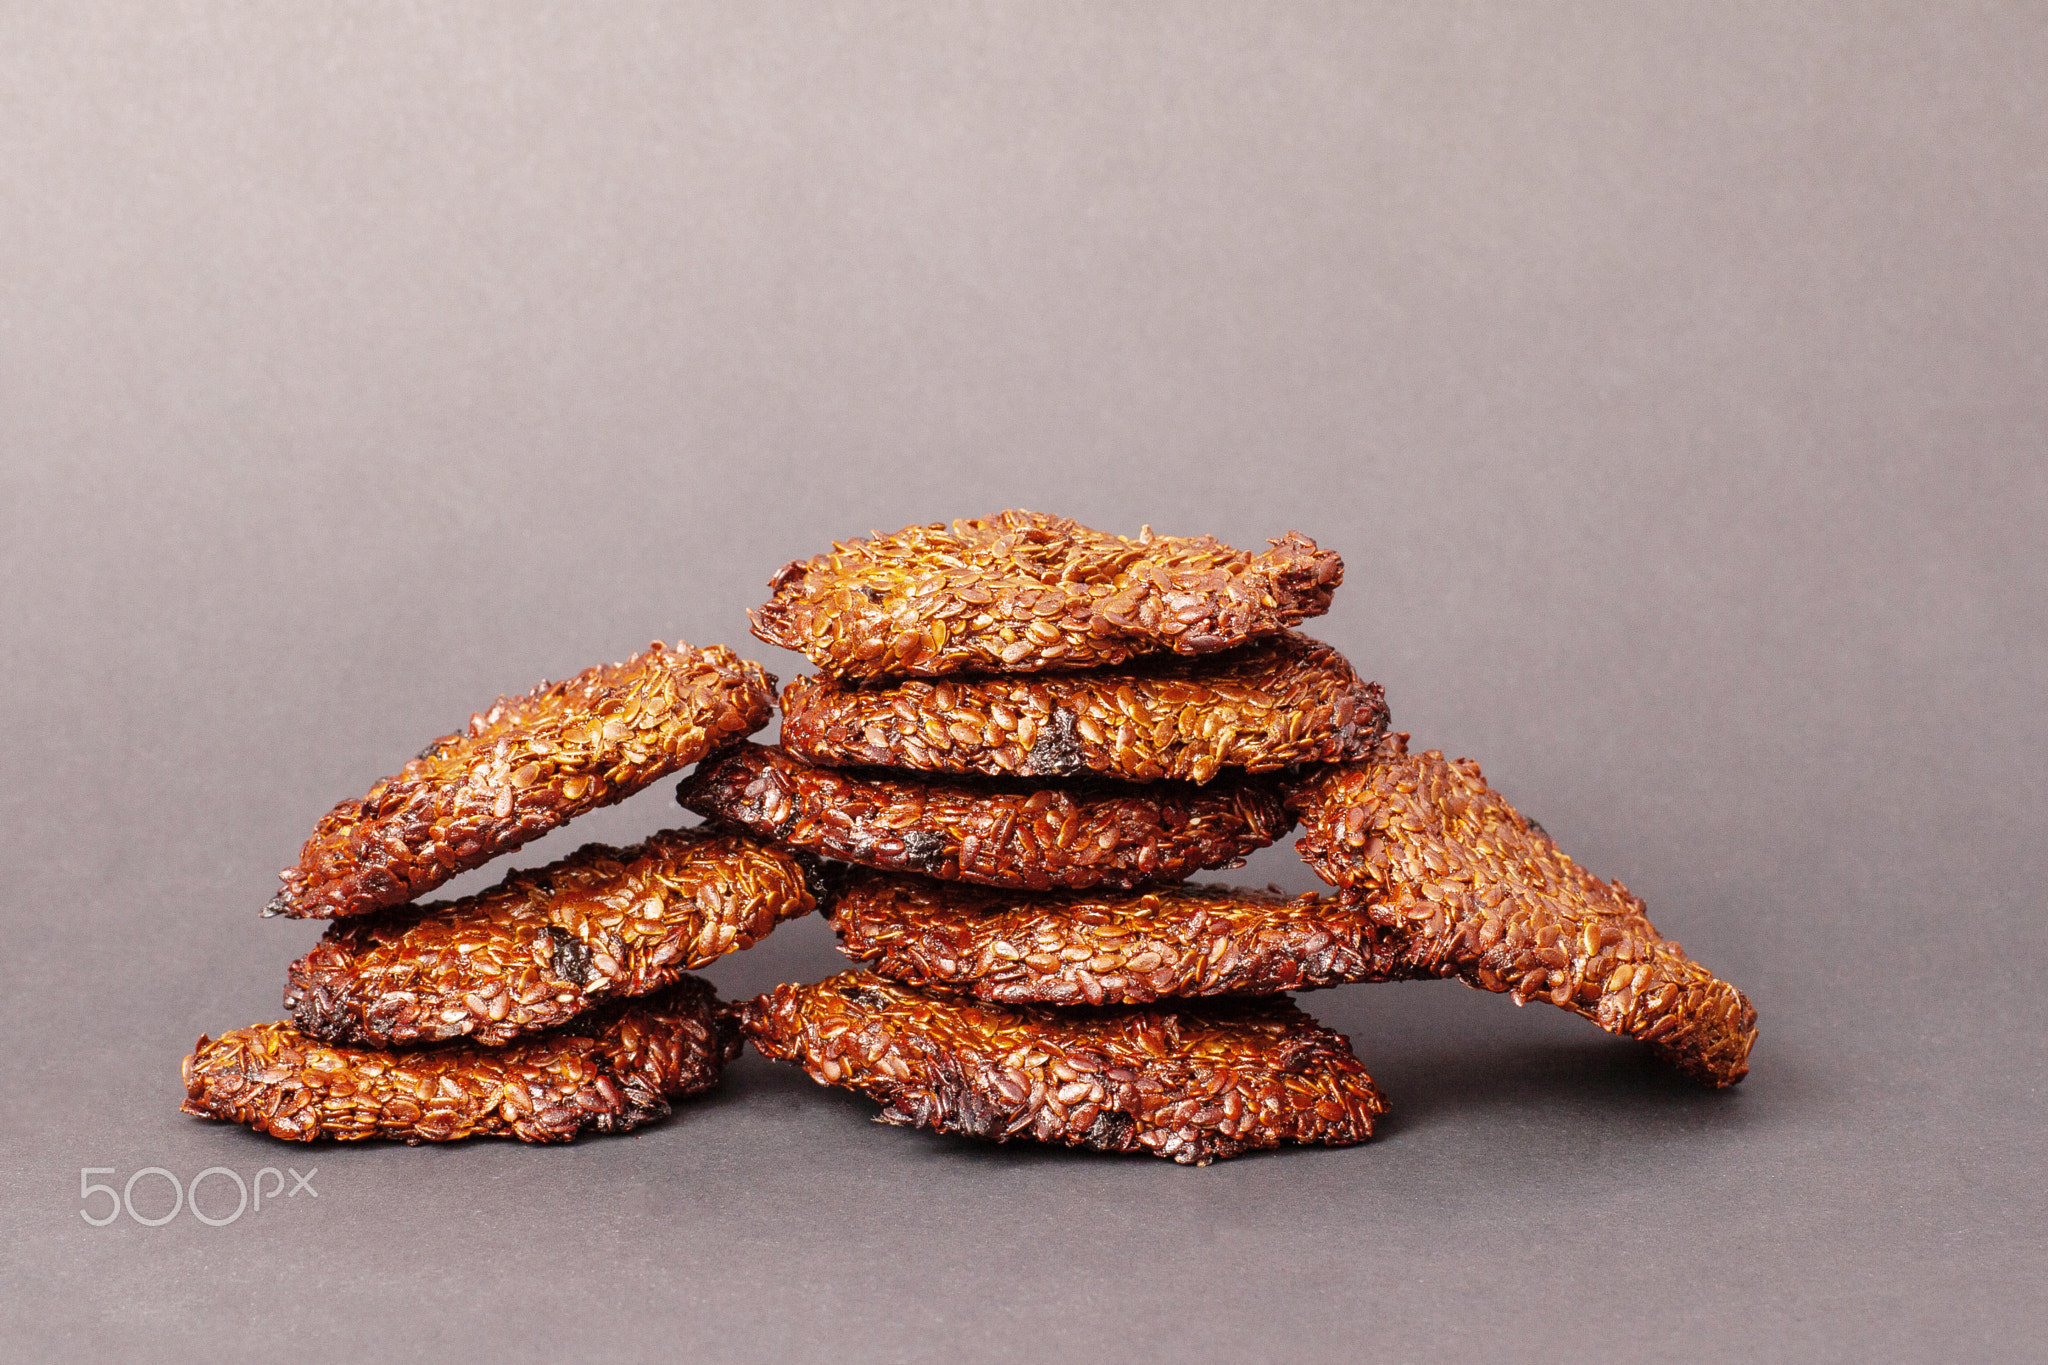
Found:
[780,631,1386,785]
[740,971,1384,1165]
[749,509,1342,681]
[285,827,820,1048]
[678,743,1292,891]
[181,977,740,1144]
[267,641,775,919]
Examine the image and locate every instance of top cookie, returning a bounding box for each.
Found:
[267,641,776,919]
[748,510,1342,681]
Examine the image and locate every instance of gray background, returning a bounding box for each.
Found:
[3,4,2043,1361]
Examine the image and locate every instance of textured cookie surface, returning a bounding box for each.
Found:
[741,972,1384,1165]
[828,871,1402,1005]
[285,827,819,1047]
[181,977,739,1144]
[750,510,1342,681]
[780,630,1385,784]
[268,641,776,919]
[678,743,1292,891]
[1287,736,1759,1087]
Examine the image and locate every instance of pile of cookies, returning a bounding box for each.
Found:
[182,511,1756,1163]
[181,643,823,1141]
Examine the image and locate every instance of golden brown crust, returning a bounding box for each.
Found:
[779,631,1386,785]
[180,978,741,1144]
[1286,736,1759,1087]
[740,972,1384,1165]
[828,871,1405,1005]
[267,642,776,919]
[284,828,819,1047]
[677,743,1292,891]
[749,510,1342,681]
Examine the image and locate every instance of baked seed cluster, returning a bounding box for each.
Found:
[749,510,1344,681]
[183,979,741,1144]
[1285,735,1759,1088]
[677,742,1296,892]
[284,826,820,1048]
[268,641,776,919]
[742,973,1385,1165]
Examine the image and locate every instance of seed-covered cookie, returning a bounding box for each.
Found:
[285,828,822,1048]
[1286,735,1759,1088]
[826,871,1401,1005]
[677,743,1292,891]
[740,972,1385,1165]
[780,631,1386,785]
[267,641,776,919]
[749,510,1342,681]
[180,977,740,1144]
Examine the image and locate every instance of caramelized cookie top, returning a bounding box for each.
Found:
[270,641,776,919]
[750,510,1342,681]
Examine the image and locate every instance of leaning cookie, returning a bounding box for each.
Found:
[284,828,822,1048]
[779,630,1387,785]
[267,641,776,919]
[826,870,1401,1005]
[1286,735,1759,1088]
[749,510,1342,681]
[740,972,1385,1165]
[181,977,740,1144]
[677,743,1292,891]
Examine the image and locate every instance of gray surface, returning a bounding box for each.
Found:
[3,4,2044,1361]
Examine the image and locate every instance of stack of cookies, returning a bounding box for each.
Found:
[696,512,1756,1164]
[678,513,1388,1163]
[180,642,830,1143]
[181,511,1757,1163]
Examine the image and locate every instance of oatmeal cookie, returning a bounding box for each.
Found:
[678,743,1291,891]
[181,977,739,1143]
[285,828,821,1047]
[750,510,1341,681]
[1286,735,1758,1087]
[779,631,1385,785]
[267,641,775,919]
[740,972,1383,1165]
